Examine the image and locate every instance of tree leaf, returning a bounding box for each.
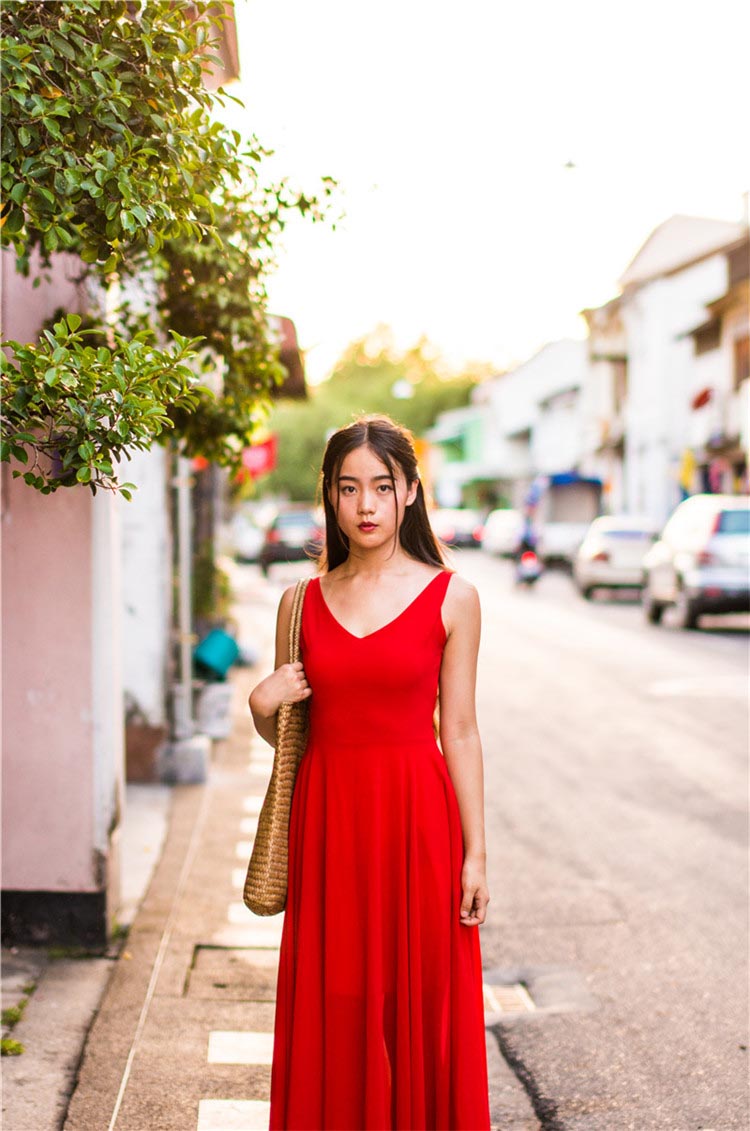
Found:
[3,207,25,234]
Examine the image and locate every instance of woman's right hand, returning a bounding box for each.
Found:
[249,661,312,720]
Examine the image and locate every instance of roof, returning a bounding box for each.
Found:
[580,294,622,322]
[199,2,241,90]
[619,215,747,289]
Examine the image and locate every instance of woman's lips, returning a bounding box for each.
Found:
[358,522,377,532]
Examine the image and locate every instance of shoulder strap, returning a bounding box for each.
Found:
[288,577,311,663]
[428,568,453,608]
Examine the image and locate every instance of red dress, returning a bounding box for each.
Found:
[270,571,490,1130]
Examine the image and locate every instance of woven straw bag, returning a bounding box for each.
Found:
[243,577,311,916]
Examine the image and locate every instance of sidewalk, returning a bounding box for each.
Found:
[1,784,173,1131]
[3,567,540,1131]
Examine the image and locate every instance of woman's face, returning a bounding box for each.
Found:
[330,444,417,552]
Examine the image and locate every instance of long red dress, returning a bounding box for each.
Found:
[270,570,490,1130]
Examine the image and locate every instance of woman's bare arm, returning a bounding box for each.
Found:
[248,585,312,746]
[439,576,489,926]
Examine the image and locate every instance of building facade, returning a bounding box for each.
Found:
[427,211,749,528]
[1,4,244,947]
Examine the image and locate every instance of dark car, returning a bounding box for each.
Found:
[429,508,484,549]
[259,507,324,576]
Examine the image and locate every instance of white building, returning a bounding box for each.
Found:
[681,236,749,494]
[616,214,748,522]
[427,212,749,533]
[483,339,591,505]
[427,339,598,515]
[580,296,628,515]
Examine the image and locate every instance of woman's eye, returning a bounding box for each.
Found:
[377,484,393,492]
[341,485,355,495]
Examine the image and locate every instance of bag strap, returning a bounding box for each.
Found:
[288,577,310,664]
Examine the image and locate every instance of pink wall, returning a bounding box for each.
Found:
[1,247,85,348]
[1,247,98,892]
[1,467,96,890]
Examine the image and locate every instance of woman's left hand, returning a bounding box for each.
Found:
[459,857,489,926]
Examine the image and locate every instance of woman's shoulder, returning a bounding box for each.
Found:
[278,575,318,611]
[443,570,480,617]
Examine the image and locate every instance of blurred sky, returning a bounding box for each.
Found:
[226,0,750,384]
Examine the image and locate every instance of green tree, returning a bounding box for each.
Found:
[1,0,332,494]
[159,173,333,466]
[258,328,483,501]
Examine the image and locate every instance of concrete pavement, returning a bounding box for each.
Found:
[1,785,172,1131]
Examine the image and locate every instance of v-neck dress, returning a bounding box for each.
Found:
[269,571,490,1130]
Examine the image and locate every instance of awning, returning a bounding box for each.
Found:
[548,472,602,487]
[679,317,721,340]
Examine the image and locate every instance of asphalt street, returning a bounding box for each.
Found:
[452,549,749,1130]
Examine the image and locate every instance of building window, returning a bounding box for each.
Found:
[734,334,750,391]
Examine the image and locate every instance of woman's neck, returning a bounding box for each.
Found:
[336,545,417,579]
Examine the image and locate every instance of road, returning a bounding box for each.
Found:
[454,549,749,1130]
[229,548,749,1128]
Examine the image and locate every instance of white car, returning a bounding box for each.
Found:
[573,515,659,598]
[230,511,265,563]
[481,509,524,557]
[642,495,750,629]
[536,521,592,566]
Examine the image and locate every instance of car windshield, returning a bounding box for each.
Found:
[717,509,750,535]
[276,512,316,528]
[604,530,656,540]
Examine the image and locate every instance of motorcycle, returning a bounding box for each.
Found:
[514,549,543,587]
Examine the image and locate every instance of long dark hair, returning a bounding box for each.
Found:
[317,414,448,572]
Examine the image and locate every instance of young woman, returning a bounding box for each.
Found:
[249,415,491,1130]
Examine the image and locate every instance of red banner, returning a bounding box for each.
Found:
[240,435,278,479]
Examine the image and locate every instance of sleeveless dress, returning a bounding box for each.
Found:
[269,571,490,1130]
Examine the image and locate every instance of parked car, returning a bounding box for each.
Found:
[481,509,524,557]
[430,508,484,549]
[258,506,324,576]
[536,521,593,567]
[230,510,265,564]
[641,495,750,629]
[573,515,659,598]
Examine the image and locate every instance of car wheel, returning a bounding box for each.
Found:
[643,580,664,625]
[674,583,700,630]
